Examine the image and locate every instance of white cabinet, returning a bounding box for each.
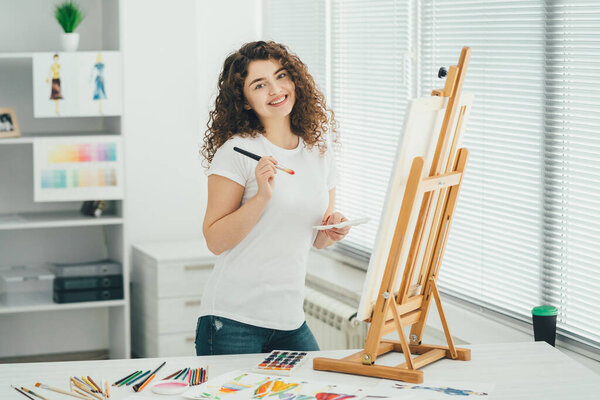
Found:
[131,240,215,358]
[0,0,129,360]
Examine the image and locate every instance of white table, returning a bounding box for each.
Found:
[1,342,598,399]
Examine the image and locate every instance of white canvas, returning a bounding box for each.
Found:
[33,52,123,118]
[356,94,474,322]
[33,135,124,202]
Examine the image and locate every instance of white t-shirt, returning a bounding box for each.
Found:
[198,134,337,330]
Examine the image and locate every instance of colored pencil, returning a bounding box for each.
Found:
[119,370,143,386]
[136,373,155,392]
[200,367,205,383]
[162,368,182,380]
[81,377,98,392]
[112,370,138,386]
[233,146,295,175]
[12,386,35,400]
[133,361,165,392]
[87,376,102,393]
[35,383,89,400]
[70,378,103,400]
[127,370,150,385]
[175,367,188,380]
[187,369,192,384]
[105,380,110,398]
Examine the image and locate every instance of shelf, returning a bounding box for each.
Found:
[0,299,126,315]
[0,132,121,146]
[0,211,123,230]
[0,52,34,60]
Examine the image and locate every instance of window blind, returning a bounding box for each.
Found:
[331,0,411,254]
[422,0,600,348]
[543,0,600,347]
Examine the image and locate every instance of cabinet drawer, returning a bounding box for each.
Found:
[158,297,202,334]
[157,260,213,298]
[158,332,197,357]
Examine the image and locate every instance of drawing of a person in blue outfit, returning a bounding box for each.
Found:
[90,52,107,114]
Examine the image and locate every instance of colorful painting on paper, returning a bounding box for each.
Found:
[33,52,122,117]
[33,136,124,202]
[182,371,394,400]
[375,379,494,398]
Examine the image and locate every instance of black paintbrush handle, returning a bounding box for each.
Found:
[233,146,261,162]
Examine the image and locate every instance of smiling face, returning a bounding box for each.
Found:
[242,58,296,123]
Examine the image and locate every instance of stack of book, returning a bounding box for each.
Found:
[50,259,123,303]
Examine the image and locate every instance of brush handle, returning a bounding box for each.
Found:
[45,386,90,400]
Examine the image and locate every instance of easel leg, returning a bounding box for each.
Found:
[430,279,457,359]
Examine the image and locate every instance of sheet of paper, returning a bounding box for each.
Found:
[375,379,495,399]
[183,370,396,400]
[313,217,370,230]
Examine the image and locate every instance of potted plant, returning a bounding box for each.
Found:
[55,1,85,52]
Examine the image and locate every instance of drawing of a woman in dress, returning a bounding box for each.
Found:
[46,53,63,115]
[90,52,107,114]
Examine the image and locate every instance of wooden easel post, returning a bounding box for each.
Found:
[313,47,472,383]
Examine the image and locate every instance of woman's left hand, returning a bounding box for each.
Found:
[322,212,350,242]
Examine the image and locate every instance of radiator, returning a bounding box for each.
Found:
[303,286,369,350]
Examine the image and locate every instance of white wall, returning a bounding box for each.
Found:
[195,0,262,224]
[122,0,261,247]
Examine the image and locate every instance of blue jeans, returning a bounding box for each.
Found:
[195,315,320,356]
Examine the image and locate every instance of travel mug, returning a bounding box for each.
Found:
[531,305,558,347]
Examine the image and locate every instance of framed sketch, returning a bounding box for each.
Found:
[33,52,123,118]
[0,107,20,138]
[33,136,124,202]
[356,93,474,322]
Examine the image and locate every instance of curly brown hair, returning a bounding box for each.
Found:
[201,41,337,167]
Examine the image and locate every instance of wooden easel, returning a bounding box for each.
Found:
[313,47,472,383]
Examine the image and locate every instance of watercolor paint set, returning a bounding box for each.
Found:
[252,350,308,376]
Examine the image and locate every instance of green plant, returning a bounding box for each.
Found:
[54,1,85,33]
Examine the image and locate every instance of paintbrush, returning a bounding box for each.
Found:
[70,378,103,400]
[34,383,89,400]
[20,386,50,400]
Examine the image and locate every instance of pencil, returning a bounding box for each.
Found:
[12,386,35,400]
[127,370,150,385]
[119,370,143,386]
[162,368,182,380]
[105,380,110,398]
[175,367,188,380]
[20,386,49,400]
[71,378,103,400]
[112,370,138,386]
[133,361,165,392]
[187,369,192,384]
[233,146,295,175]
[87,376,102,393]
[135,374,155,392]
[81,377,98,392]
[35,383,89,400]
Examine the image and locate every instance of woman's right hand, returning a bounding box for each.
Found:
[255,156,277,201]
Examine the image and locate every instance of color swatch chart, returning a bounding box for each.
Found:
[41,168,117,188]
[47,142,117,163]
[252,351,308,376]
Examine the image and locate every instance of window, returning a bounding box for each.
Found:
[264,0,600,351]
[422,0,600,349]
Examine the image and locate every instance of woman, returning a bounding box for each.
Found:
[197,41,350,355]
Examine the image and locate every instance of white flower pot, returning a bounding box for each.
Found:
[61,32,80,52]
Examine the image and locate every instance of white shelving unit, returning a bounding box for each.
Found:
[0,0,129,360]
